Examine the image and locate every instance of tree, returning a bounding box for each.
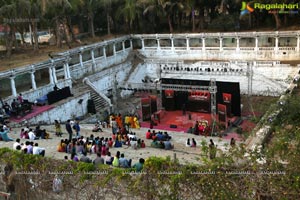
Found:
[27,0,43,51]
[79,0,101,38]
[99,0,119,35]
[116,0,142,33]
[0,0,17,57]
[45,0,72,48]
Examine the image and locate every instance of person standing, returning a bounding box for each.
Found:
[54,120,62,137]
[73,120,81,138]
[65,120,73,141]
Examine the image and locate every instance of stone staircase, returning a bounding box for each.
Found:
[89,89,111,113]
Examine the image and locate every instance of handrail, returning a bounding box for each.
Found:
[82,77,112,107]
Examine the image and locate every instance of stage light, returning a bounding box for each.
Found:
[207,68,211,72]
[224,68,227,72]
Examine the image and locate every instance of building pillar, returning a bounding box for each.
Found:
[122,41,125,52]
[202,38,206,51]
[103,46,107,60]
[130,39,133,50]
[255,37,259,51]
[63,62,70,79]
[219,37,223,51]
[91,49,96,68]
[113,43,116,56]
[157,38,161,50]
[236,37,240,52]
[52,66,58,83]
[141,38,145,50]
[275,36,279,52]
[9,76,17,97]
[171,37,174,51]
[30,71,37,90]
[79,48,83,68]
[296,36,299,52]
[186,37,190,51]
[48,66,54,85]
[91,49,96,72]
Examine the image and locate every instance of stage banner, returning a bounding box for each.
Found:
[217,104,227,123]
[149,95,158,113]
[164,90,174,98]
[188,90,210,101]
[223,93,232,103]
[141,98,151,121]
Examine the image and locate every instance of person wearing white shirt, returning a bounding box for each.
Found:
[32,143,45,156]
[13,138,21,150]
[28,129,38,140]
[186,138,191,147]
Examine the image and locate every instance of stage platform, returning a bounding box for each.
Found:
[139,110,255,141]
[10,105,54,123]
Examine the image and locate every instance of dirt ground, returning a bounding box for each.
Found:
[0,124,236,166]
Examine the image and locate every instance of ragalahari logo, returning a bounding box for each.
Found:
[240,1,254,16]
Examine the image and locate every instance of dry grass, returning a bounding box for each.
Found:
[0,34,120,72]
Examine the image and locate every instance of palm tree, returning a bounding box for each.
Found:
[45,0,72,48]
[183,0,196,32]
[0,0,17,57]
[140,0,164,32]
[99,0,119,35]
[78,0,101,38]
[27,0,43,51]
[142,0,184,33]
[116,0,142,33]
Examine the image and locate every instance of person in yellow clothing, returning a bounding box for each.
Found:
[133,115,140,129]
[129,115,134,128]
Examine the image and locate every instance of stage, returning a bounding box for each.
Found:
[139,109,255,141]
[10,105,54,123]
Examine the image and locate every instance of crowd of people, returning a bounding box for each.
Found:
[0,109,240,173]
[1,93,33,118]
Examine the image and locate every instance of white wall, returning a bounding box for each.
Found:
[26,92,90,125]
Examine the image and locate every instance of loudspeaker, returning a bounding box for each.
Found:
[170,124,177,128]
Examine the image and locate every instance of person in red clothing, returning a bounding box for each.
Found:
[146,129,152,139]
[141,140,146,148]
[108,138,113,148]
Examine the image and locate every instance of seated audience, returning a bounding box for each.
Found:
[186,138,191,147]
[141,140,146,148]
[133,158,145,172]
[119,153,131,168]
[191,138,197,147]
[26,141,33,154]
[13,138,21,150]
[92,123,103,132]
[112,151,120,167]
[114,138,122,148]
[57,139,66,152]
[28,129,38,140]
[146,130,152,139]
[33,143,45,156]
[105,152,113,165]
[71,152,79,162]
[0,128,13,141]
[93,153,104,167]
[164,140,174,150]
[80,151,92,163]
